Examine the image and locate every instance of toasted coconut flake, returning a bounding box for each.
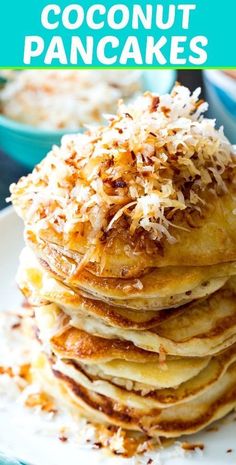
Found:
[181,442,205,452]
[25,391,57,413]
[10,85,235,257]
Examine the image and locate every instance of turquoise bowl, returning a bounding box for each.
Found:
[0,116,66,168]
[0,70,176,169]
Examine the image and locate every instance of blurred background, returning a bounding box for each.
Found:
[0,69,235,210]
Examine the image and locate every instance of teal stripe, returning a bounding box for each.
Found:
[0,0,235,67]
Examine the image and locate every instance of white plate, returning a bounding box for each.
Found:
[0,207,235,465]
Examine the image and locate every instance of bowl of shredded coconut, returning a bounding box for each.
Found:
[0,69,176,168]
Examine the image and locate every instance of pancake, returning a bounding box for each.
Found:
[35,303,215,391]
[19,185,236,279]
[33,353,236,438]
[20,277,182,330]
[35,303,173,363]
[18,246,235,312]
[17,248,186,328]
[35,304,208,376]
[19,248,232,332]
[56,350,209,390]
[51,342,236,410]
[34,280,236,358]
[58,280,236,357]
[77,275,227,311]
[78,357,207,389]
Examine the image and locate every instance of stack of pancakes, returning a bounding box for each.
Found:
[11,86,236,440]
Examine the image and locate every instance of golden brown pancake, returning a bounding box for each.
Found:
[50,325,165,363]
[35,278,236,358]
[33,353,236,438]
[79,357,208,389]
[35,304,213,391]
[18,246,235,312]
[17,248,186,328]
[23,187,236,278]
[51,342,236,409]
[56,280,236,357]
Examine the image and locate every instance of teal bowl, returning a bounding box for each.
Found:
[0,116,67,168]
[0,70,176,169]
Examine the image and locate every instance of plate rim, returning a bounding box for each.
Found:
[0,206,14,219]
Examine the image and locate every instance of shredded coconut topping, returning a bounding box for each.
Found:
[10,85,235,250]
[0,70,141,130]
